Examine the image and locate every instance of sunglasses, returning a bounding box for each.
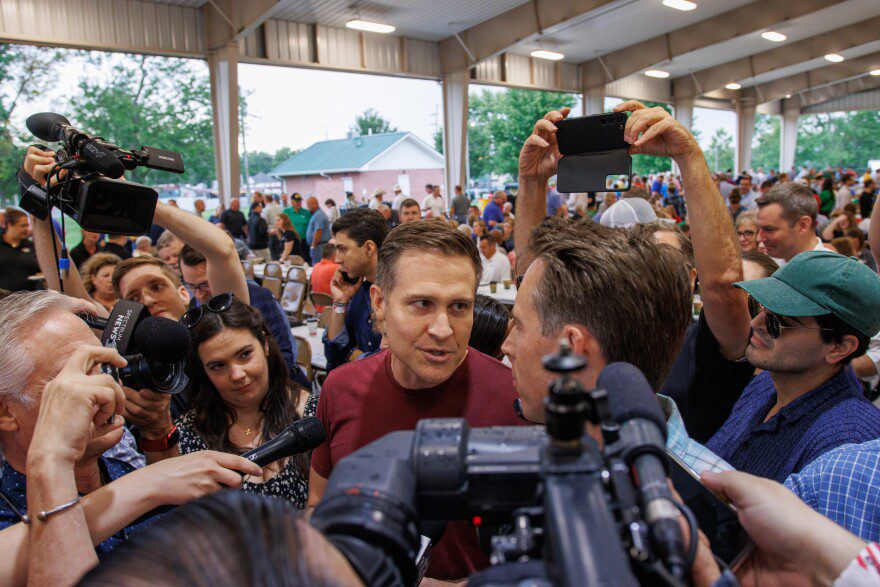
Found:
[180,292,234,329]
[747,295,834,340]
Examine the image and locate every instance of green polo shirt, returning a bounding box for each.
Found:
[283,206,312,239]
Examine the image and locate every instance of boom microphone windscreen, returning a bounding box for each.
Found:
[131,316,191,363]
[597,362,667,439]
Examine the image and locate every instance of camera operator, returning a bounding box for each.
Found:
[309,221,523,581]
[0,290,261,585]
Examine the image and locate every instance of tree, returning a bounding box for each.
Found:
[751,113,780,171]
[704,128,735,173]
[433,127,443,154]
[630,101,675,176]
[244,147,298,175]
[0,44,72,202]
[69,53,218,186]
[350,108,396,136]
[795,111,880,169]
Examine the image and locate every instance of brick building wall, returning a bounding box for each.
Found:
[281,168,444,207]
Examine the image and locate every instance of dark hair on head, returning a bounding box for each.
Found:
[830,237,855,258]
[728,189,742,204]
[5,207,26,226]
[186,296,307,473]
[321,243,336,260]
[822,177,834,192]
[425,184,434,190]
[815,313,870,365]
[400,198,420,210]
[80,491,347,586]
[760,179,775,190]
[756,182,818,226]
[741,250,779,278]
[469,294,510,359]
[179,243,206,268]
[324,198,335,207]
[528,217,691,391]
[624,185,649,201]
[377,221,482,293]
[330,208,388,248]
[845,228,865,251]
[630,221,695,271]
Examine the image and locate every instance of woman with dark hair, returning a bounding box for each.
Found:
[271,213,302,262]
[147,294,315,508]
[819,177,835,216]
[81,491,361,586]
[846,227,877,272]
[468,294,511,360]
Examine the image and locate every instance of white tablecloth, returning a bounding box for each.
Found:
[254,263,312,280]
[291,325,326,370]
[477,283,517,305]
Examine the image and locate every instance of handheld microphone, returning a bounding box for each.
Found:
[598,362,687,581]
[242,417,327,467]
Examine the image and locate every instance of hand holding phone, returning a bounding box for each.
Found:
[555,112,632,193]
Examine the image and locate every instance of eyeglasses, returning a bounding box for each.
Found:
[737,230,756,238]
[747,295,834,339]
[182,279,211,294]
[180,292,234,329]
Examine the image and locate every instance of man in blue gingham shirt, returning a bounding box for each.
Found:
[785,438,880,542]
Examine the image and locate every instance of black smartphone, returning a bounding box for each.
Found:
[667,452,753,570]
[340,271,359,285]
[556,112,628,156]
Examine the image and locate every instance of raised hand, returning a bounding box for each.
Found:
[518,107,571,182]
[614,100,701,162]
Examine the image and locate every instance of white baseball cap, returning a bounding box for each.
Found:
[599,198,658,228]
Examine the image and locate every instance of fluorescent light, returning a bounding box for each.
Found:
[346,19,395,34]
[761,31,787,42]
[785,94,792,98]
[662,0,697,11]
[824,53,845,63]
[645,69,670,78]
[871,69,880,76]
[530,50,564,61]
[725,82,742,90]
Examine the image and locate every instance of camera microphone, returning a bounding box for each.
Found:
[131,316,191,363]
[242,417,326,467]
[598,362,687,581]
[26,112,125,179]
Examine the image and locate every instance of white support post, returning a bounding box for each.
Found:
[442,69,469,195]
[673,97,694,131]
[582,86,606,115]
[734,101,756,174]
[208,42,241,207]
[779,100,800,174]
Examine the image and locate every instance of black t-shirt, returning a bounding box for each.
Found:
[219,209,247,239]
[0,238,41,292]
[280,229,299,249]
[101,241,132,260]
[660,311,756,444]
[247,213,269,249]
[70,242,97,269]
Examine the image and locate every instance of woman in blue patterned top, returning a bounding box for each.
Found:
[174,294,315,509]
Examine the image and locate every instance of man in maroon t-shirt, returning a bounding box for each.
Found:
[309,221,524,582]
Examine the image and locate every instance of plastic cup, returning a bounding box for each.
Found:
[307,319,318,336]
[503,279,512,290]
[489,282,497,294]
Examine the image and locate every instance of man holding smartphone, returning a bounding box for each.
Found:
[323,208,388,369]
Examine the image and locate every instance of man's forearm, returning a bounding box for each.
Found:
[513,178,548,278]
[869,196,880,269]
[326,309,346,341]
[677,151,749,358]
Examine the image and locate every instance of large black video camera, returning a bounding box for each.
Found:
[17,112,184,235]
[311,345,696,587]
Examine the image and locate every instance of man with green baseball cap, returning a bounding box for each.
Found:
[706,250,880,483]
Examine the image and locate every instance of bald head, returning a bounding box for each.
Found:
[306,197,319,212]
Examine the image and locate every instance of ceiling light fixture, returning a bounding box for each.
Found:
[531,49,565,61]
[662,0,697,11]
[346,19,395,34]
[761,31,787,42]
[725,82,742,90]
[870,69,880,76]
[824,53,845,63]
[785,94,792,98]
[645,69,670,78]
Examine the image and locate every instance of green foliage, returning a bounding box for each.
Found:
[433,127,443,154]
[244,147,298,175]
[795,111,880,169]
[468,88,577,179]
[751,114,780,171]
[631,101,674,176]
[351,108,396,136]
[69,53,216,186]
[703,128,735,172]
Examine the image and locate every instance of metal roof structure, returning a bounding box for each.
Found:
[2,0,878,202]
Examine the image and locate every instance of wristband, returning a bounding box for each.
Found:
[139,425,180,452]
[834,543,880,586]
[22,495,82,524]
[333,301,349,315]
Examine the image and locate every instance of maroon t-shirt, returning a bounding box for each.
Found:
[313,347,524,581]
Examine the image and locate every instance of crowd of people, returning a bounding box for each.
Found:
[1,101,880,586]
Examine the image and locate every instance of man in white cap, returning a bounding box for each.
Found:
[598,197,658,228]
[368,189,386,211]
[391,185,406,211]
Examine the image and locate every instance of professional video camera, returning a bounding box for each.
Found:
[81,299,190,395]
[311,344,696,587]
[17,112,184,236]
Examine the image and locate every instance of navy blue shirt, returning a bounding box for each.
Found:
[323,280,381,370]
[0,457,153,557]
[706,368,880,483]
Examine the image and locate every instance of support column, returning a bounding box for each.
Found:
[779,100,800,174]
[207,42,241,206]
[673,97,694,131]
[734,101,756,174]
[582,86,606,115]
[442,68,469,195]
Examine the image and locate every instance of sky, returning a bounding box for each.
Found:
[10,51,736,156]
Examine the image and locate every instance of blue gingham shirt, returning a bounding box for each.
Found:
[785,438,880,542]
[659,394,733,475]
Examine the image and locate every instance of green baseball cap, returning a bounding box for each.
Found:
[734,250,880,337]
